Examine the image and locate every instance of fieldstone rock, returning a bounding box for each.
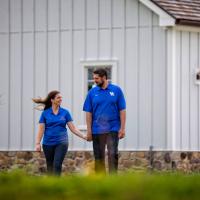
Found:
[191,152,200,159]
[164,163,172,170]
[67,159,75,166]
[75,151,84,158]
[154,152,163,160]
[180,152,187,160]
[171,161,177,169]
[153,160,162,170]
[130,152,136,159]
[67,152,76,159]
[84,151,93,160]
[118,157,123,165]
[7,152,16,157]
[171,152,180,160]
[3,157,13,166]
[123,160,135,168]
[191,163,200,172]
[164,153,171,163]
[121,152,131,160]
[38,166,46,173]
[16,152,33,160]
[187,152,193,160]
[75,157,84,166]
[0,152,6,160]
[135,152,145,159]
[176,160,190,172]
[37,158,45,165]
[16,159,26,165]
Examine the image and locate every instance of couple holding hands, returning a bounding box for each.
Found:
[33,68,126,176]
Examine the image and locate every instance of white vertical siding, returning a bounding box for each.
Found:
[0,0,9,32]
[23,0,34,32]
[35,0,46,31]
[175,31,181,150]
[9,34,22,150]
[48,0,59,31]
[61,0,72,30]
[72,30,85,150]
[175,31,200,151]
[152,27,166,149]
[10,0,21,32]
[73,0,84,29]
[126,0,138,27]
[113,29,125,149]
[22,33,34,150]
[181,32,190,150]
[86,0,98,29]
[99,30,111,59]
[138,27,152,149]
[125,28,138,150]
[99,0,111,28]
[0,34,9,149]
[189,32,199,150]
[0,0,172,150]
[48,32,59,90]
[198,33,200,149]
[60,31,73,109]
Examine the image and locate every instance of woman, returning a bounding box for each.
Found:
[33,90,87,176]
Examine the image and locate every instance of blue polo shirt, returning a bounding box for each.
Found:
[83,84,126,134]
[39,107,73,145]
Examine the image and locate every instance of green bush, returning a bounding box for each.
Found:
[0,170,200,200]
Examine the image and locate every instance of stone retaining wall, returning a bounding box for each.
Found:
[1,151,200,174]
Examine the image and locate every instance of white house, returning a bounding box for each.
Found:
[0,0,200,151]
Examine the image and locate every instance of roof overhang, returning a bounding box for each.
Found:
[139,0,175,27]
[176,19,200,27]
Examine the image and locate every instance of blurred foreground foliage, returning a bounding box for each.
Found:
[0,170,200,200]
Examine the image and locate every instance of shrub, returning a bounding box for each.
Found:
[0,170,200,200]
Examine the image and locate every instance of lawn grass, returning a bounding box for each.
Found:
[0,170,200,200]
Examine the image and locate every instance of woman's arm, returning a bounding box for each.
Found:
[35,123,45,151]
[67,121,87,140]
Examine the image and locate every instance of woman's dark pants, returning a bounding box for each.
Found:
[42,143,68,176]
[92,132,119,174]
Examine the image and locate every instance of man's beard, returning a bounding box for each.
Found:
[96,80,104,87]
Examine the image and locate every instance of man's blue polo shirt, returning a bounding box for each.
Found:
[39,107,73,145]
[83,84,126,134]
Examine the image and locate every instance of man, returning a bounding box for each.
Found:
[83,68,126,173]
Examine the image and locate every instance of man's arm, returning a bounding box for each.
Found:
[118,109,126,139]
[86,112,93,141]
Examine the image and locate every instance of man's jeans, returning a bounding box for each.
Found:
[42,143,68,176]
[92,132,119,174]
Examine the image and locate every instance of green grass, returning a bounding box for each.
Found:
[0,170,200,200]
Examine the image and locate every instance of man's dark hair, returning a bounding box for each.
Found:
[93,68,107,79]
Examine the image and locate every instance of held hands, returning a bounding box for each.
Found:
[118,128,125,139]
[86,131,92,142]
[35,143,41,151]
[82,135,88,141]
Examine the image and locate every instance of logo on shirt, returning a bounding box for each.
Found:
[60,116,66,121]
[110,92,115,96]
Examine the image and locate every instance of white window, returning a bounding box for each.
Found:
[80,60,117,95]
[87,66,112,91]
[78,60,117,131]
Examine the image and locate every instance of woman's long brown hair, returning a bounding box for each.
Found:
[32,90,60,110]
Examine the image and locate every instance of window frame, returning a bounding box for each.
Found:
[78,60,118,131]
[80,60,118,97]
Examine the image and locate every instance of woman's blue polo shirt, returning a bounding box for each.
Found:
[39,107,73,145]
[83,84,126,134]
